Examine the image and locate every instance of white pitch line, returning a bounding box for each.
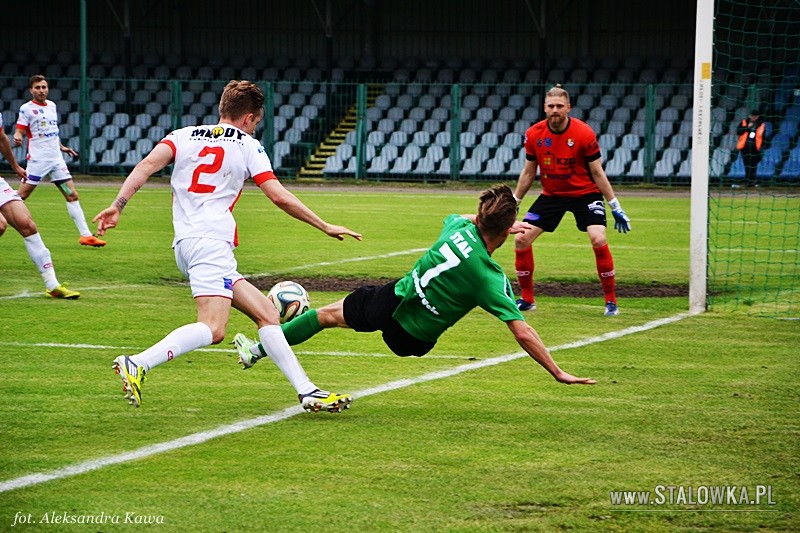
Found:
[0,341,467,359]
[250,248,428,277]
[0,312,690,494]
[0,284,151,300]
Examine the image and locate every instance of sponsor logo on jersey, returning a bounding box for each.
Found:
[537,139,542,147]
[191,126,248,141]
[543,156,551,166]
[567,138,575,147]
[556,157,576,165]
[545,138,552,147]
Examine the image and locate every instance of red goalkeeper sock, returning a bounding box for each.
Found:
[515,246,535,303]
[593,244,616,303]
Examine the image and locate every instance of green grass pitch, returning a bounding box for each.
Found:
[0,183,797,531]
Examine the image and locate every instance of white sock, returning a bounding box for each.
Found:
[23,233,59,290]
[259,325,316,395]
[131,322,213,372]
[65,200,92,237]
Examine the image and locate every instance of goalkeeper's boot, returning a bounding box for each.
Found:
[604,301,620,317]
[46,285,81,299]
[232,333,264,370]
[112,355,146,407]
[79,235,107,247]
[299,389,353,413]
[516,298,536,312]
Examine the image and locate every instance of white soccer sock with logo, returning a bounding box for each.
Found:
[258,325,316,395]
[65,200,92,237]
[131,322,213,372]
[23,233,59,290]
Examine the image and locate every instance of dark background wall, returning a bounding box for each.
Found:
[0,0,698,71]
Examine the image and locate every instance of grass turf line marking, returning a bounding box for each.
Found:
[0,285,150,300]
[0,312,689,494]
[250,247,428,277]
[0,342,467,359]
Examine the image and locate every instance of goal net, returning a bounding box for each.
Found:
[699,0,800,318]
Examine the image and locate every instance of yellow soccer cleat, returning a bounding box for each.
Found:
[299,389,353,413]
[79,235,107,247]
[46,285,81,299]
[232,333,263,370]
[112,355,146,408]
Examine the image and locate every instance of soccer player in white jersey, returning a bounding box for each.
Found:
[13,75,106,248]
[1,109,79,299]
[93,80,362,411]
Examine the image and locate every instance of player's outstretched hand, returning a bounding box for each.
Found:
[555,370,597,385]
[92,207,121,236]
[509,220,534,234]
[325,224,362,241]
[61,147,79,159]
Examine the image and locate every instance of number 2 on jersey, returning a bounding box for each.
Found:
[189,146,225,193]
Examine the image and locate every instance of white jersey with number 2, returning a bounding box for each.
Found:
[160,123,275,247]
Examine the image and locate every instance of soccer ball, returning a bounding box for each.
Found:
[267,281,310,324]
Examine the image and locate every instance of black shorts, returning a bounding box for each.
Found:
[522,192,607,232]
[343,280,436,357]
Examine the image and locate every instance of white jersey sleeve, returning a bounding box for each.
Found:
[162,123,276,247]
[16,100,62,162]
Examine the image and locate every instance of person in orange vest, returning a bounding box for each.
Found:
[734,109,772,188]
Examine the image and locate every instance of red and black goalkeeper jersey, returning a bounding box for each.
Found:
[523,117,602,197]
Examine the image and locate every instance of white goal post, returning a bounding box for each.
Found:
[689,0,714,314]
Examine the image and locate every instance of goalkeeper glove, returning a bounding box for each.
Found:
[608,198,631,233]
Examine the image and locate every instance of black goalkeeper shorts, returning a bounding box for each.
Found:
[343,280,435,357]
[522,192,607,232]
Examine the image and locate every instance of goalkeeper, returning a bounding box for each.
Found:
[513,85,630,317]
[234,184,595,386]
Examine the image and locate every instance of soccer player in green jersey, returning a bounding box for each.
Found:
[234,184,595,386]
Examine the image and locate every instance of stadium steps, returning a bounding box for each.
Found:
[297,84,383,178]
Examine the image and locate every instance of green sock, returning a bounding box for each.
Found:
[280,309,323,346]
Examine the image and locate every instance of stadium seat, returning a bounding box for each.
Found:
[669,134,690,151]
[598,133,617,152]
[388,131,408,146]
[779,158,800,178]
[377,118,395,135]
[389,157,413,174]
[621,133,641,151]
[367,131,385,146]
[323,156,344,174]
[605,157,626,177]
[413,158,436,174]
[485,158,506,175]
[408,107,427,122]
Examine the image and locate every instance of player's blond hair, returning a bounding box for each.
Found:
[476,184,518,238]
[219,80,264,120]
[545,84,570,103]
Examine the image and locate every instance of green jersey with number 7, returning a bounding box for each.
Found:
[393,214,524,343]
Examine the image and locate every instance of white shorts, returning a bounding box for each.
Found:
[0,177,22,208]
[25,159,72,184]
[174,237,245,299]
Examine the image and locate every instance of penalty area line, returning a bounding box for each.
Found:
[0,312,690,494]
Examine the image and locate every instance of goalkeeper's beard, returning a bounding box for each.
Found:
[547,114,568,132]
